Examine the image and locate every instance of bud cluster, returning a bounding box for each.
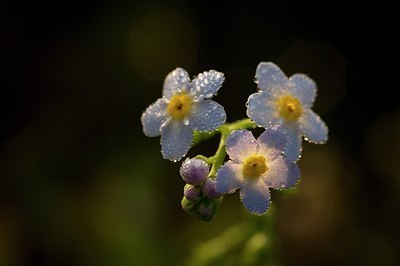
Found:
[180,158,222,222]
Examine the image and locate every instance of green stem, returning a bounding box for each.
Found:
[208,126,229,177]
[225,118,257,131]
[207,118,257,178]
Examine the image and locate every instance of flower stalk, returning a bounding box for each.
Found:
[195,119,256,178]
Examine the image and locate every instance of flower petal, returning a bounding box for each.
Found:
[257,125,288,161]
[240,179,270,215]
[255,62,287,91]
[216,161,242,194]
[246,92,280,128]
[287,74,316,107]
[299,109,328,144]
[190,70,224,101]
[163,68,190,98]
[188,100,226,132]
[282,124,303,162]
[226,130,258,162]
[141,98,168,137]
[263,156,300,189]
[161,120,193,161]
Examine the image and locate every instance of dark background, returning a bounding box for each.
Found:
[1,1,399,265]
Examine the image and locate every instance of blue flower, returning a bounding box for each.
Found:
[247,62,328,161]
[141,68,226,161]
[216,127,300,215]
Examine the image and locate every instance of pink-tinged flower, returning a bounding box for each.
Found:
[142,68,226,161]
[216,127,300,215]
[247,62,328,161]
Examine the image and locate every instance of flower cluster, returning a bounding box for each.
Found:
[141,62,328,220]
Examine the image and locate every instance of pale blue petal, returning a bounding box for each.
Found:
[282,124,303,162]
[255,62,287,92]
[216,161,242,194]
[287,74,316,107]
[240,179,270,215]
[246,92,280,128]
[188,100,226,132]
[257,125,288,161]
[161,120,193,161]
[141,98,168,137]
[163,68,190,98]
[226,130,258,163]
[190,70,224,101]
[263,156,300,189]
[299,109,328,144]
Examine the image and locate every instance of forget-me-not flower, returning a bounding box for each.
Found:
[247,62,328,161]
[141,68,226,161]
[215,126,300,215]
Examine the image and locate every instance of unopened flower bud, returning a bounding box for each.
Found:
[180,158,209,186]
[198,197,219,222]
[184,184,201,201]
[181,197,196,213]
[202,178,222,198]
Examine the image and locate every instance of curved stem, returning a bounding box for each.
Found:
[226,118,257,131]
[194,118,257,177]
[208,126,229,178]
[208,119,257,178]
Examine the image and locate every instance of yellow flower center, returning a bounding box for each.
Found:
[167,92,192,120]
[277,95,303,121]
[242,155,268,179]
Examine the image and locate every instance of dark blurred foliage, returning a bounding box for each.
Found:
[0,1,399,265]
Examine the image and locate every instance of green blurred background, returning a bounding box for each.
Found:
[1,1,399,265]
